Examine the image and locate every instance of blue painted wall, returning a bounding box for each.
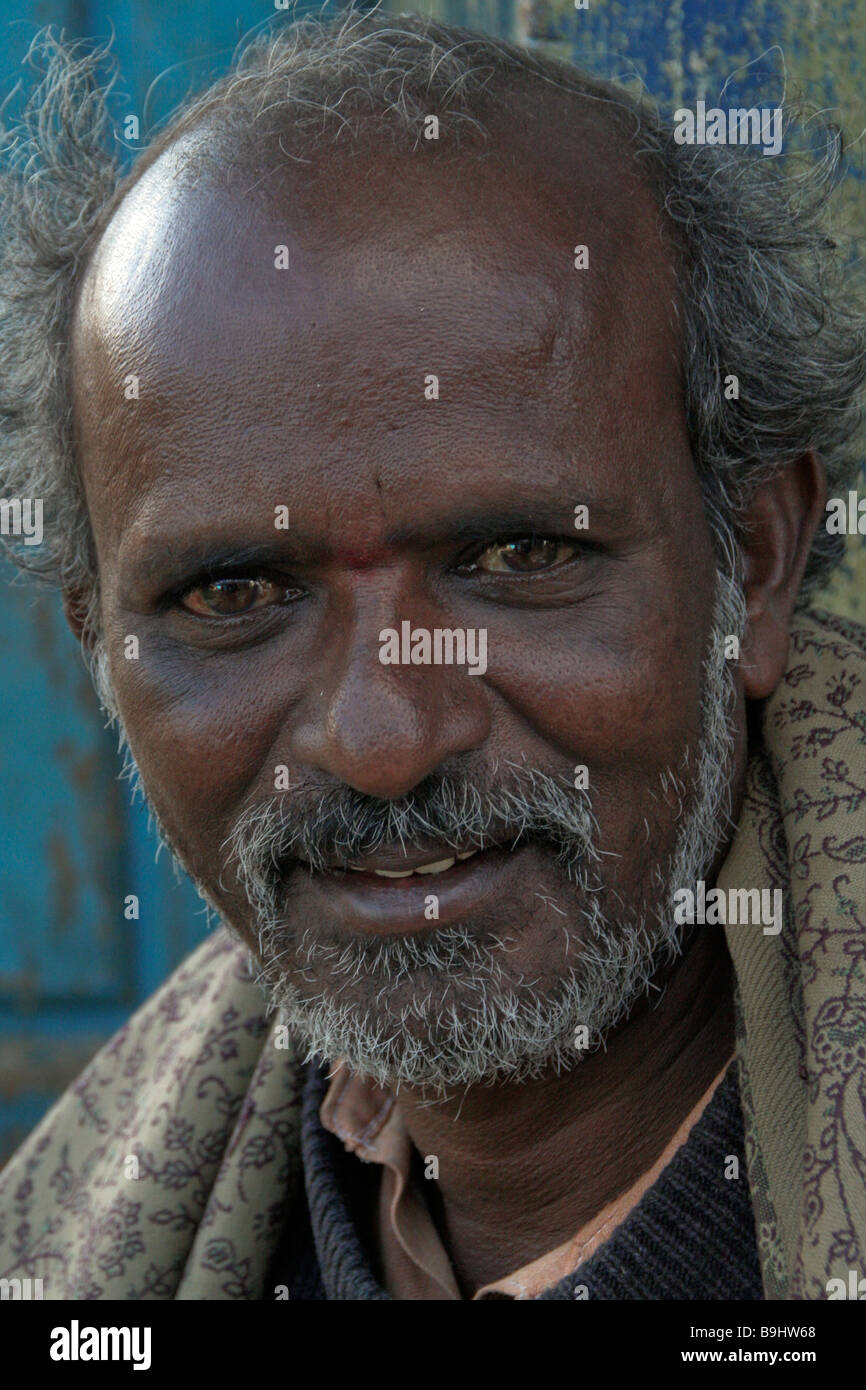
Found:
[0,0,357,1163]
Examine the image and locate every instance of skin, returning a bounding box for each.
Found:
[67,101,825,1293]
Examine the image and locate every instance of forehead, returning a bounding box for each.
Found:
[70,108,686,549]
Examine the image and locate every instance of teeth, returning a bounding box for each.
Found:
[414,857,456,875]
[347,849,480,878]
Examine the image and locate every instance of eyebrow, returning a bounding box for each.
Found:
[124,496,628,593]
[384,501,626,548]
[129,540,307,588]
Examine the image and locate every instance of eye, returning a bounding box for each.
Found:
[458,537,579,575]
[179,575,300,617]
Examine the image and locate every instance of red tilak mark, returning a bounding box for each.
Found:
[335,549,386,570]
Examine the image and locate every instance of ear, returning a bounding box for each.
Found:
[739,452,826,700]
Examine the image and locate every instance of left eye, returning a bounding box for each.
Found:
[180,576,297,617]
[460,538,578,575]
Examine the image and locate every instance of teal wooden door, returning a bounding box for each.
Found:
[0,0,354,1163]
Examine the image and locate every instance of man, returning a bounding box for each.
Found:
[0,9,864,1301]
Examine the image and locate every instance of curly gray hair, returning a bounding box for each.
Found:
[1,7,864,645]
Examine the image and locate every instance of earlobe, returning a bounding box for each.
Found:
[738,452,826,701]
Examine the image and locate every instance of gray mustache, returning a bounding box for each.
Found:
[228,763,600,898]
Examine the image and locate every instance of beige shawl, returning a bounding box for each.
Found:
[0,607,864,1299]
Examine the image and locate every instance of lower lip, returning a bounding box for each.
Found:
[298,847,531,935]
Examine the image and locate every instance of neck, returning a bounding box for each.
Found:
[393,926,734,1294]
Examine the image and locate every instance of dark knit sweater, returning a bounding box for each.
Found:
[271,1061,764,1300]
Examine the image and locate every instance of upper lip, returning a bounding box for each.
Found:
[300,843,494,874]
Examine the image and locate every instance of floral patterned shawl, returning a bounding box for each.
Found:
[720,608,866,1299]
[0,607,864,1300]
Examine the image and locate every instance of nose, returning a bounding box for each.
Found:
[290,609,491,799]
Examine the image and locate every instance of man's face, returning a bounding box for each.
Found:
[70,117,742,1088]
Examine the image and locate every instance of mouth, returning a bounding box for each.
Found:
[291,842,536,936]
[346,849,480,878]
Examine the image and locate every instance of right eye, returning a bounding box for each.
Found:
[179,575,301,617]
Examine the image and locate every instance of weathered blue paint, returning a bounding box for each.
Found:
[0,0,352,1161]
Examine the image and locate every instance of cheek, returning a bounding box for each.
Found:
[106,630,300,871]
[483,587,707,781]
[479,574,712,886]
